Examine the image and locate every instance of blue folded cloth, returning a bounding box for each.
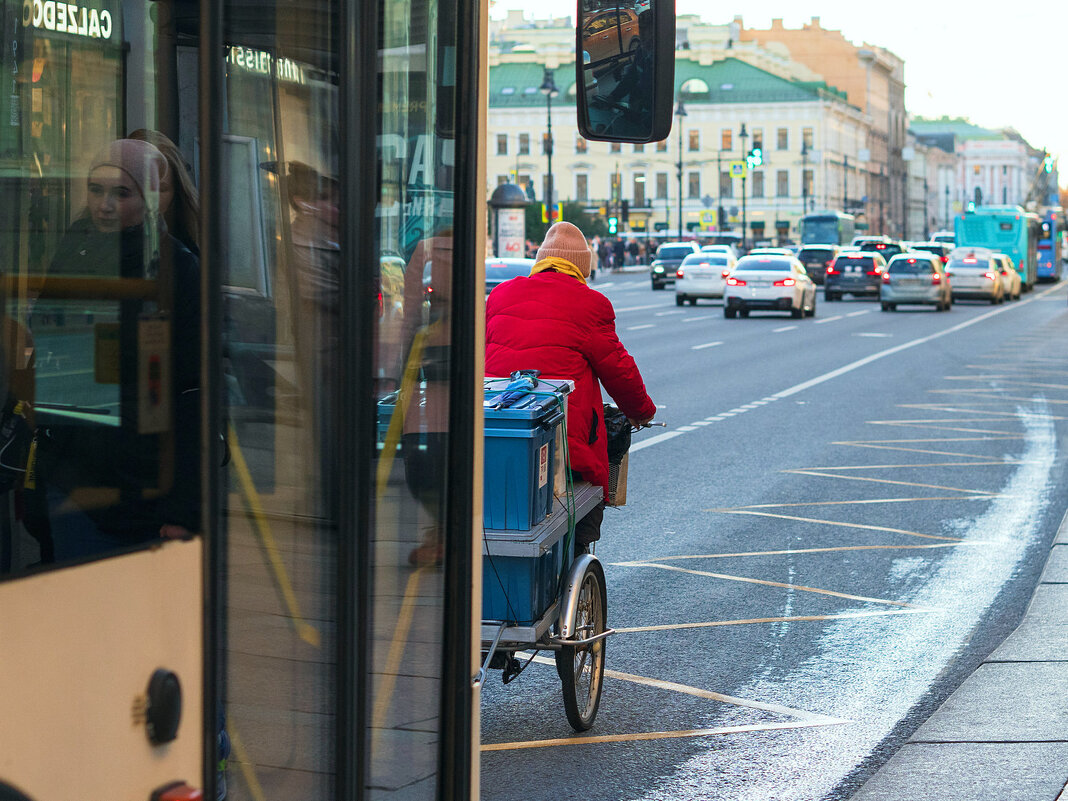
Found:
[486,374,537,409]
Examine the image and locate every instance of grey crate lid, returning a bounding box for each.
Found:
[483,482,602,557]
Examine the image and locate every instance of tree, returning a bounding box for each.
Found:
[525,201,609,243]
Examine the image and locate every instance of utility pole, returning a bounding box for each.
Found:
[801,142,809,214]
[843,155,849,212]
[740,123,748,250]
[676,100,687,239]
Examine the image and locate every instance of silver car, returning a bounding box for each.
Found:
[723,255,817,319]
[992,252,1022,301]
[880,253,952,311]
[675,252,735,305]
[946,252,1004,304]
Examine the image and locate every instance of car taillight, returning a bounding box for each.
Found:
[983,271,997,281]
[773,277,796,287]
[932,273,942,284]
[826,265,839,275]
[866,268,883,276]
[721,270,731,278]
[945,271,953,277]
[941,256,948,264]
[882,273,891,283]
[825,259,834,267]
[676,269,685,278]
[726,276,747,286]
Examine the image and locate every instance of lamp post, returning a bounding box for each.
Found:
[843,155,849,212]
[739,123,748,250]
[801,141,810,214]
[944,183,950,230]
[539,68,559,223]
[676,100,687,239]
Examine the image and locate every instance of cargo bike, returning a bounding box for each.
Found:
[477,376,623,731]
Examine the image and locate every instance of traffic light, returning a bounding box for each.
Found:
[621,199,629,225]
[746,147,763,168]
[1044,155,1055,173]
[608,216,618,235]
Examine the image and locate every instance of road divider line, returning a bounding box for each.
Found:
[612,541,995,564]
[715,509,961,542]
[783,468,1009,495]
[682,315,715,322]
[691,341,723,350]
[614,303,668,313]
[627,323,655,331]
[614,608,933,633]
[655,310,686,317]
[708,496,1001,511]
[846,310,870,317]
[630,430,686,452]
[774,325,798,333]
[815,315,843,324]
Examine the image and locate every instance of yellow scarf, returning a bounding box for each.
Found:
[530,257,588,285]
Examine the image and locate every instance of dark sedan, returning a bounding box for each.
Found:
[485,258,536,294]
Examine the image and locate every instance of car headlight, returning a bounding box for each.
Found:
[653,265,664,273]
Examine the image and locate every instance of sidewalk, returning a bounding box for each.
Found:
[851,510,1068,801]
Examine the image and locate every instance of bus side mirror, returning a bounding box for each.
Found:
[575,0,674,143]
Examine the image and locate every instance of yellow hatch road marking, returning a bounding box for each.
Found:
[944,377,1068,390]
[614,608,932,633]
[784,468,1013,495]
[829,439,1020,460]
[613,541,994,565]
[708,496,1001,511]
[713,509,961,542]
[928,389,1068,405]
[621,561,929,607]
[482,661,847,752]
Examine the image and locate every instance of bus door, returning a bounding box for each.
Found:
[0,2,206,797]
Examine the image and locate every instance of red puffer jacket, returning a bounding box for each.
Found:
[485,270,656,500]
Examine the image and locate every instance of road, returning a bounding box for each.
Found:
[479,270,1068,801]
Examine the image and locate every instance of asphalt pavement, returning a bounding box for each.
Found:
[849,508,1068,801]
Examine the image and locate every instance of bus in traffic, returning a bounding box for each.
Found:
[1037,209,1063,282]
[800,211,856,246]
[954,206,1041,290]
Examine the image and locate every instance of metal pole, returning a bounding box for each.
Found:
[843,155,849,212]
[677,124,684,239]
[740,123,748,250]
[546,92,553,219]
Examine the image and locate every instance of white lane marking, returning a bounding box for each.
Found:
[682,315,715,323]
[774,325,798,333]
[855,332,892,338]
[692,341,724,350]
[720,412,737,417]
[705,416,725,422]
[615,303,668,313]
[628,324,656,331]
[846,310,871,317]
[815,315,843,324]
[692,421,712,426]
[656,310,687,317]
[630,430,686,452]
[728,408,749,414]
[676,426,697,432]
[761,397,780,403]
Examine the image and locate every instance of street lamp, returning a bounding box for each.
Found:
[801,141,810,214]
[676,100,687,239]
[944,183,950,229]
[739,123,748,250]
[539,68,559,223]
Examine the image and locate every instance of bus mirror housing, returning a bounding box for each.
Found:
[575,0,674,143]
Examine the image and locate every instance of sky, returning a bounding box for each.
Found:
[493,1,1068,189]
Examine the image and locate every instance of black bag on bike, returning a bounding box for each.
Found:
[602,405,631,506]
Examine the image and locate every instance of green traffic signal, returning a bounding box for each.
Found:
[1044,155,1054,173]
[747,147,763,168]
[608,216,618,234]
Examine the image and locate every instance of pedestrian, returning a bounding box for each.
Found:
[485,221,656,553]
[613,237,625,270]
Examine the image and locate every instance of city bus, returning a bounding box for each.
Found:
[955,206,1041,290]
[1037,208,1063,282]
[800,210,857,246]
[0,2,674,800]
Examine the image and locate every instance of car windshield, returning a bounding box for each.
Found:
[736,259,793,271]
[836,256,877,269]
[486,260,532,280]
[889,258,932,274]
[682,254,727,266]
[658,246,695,260]
[910,245,943,255]
[860,243,901,256]
[799,248,834,260]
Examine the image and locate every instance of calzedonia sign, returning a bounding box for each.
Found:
[22,1,116,40]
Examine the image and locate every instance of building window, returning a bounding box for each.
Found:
[575,136,587,154]
[777,127,789,150]
[634,143,644,153]
[720,129,732,151]
[688,171,700,198]
[610,142,621,153]
[656,172,668,199]
[518,173,532,200]
[656,140,668,152]
[803,169,814,202]
[497,174,509,185]
[752,171,765,198]
[518,133,530,155]
[576,174,589,202]
[777,169,789,197]
[752,128,763,150]
[688,130,700,152]
[719,170,732,198]
[496,134,507,155]
[633,173,646,207]
[802,127,814,149]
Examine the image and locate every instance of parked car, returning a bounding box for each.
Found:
[723,255,817,319]
[650,241,700,289]
[908,242,952,265]
[675,252,735,305]
[992,252,1022,301]
[485,257,536,294]
[945,252,1004,304]
[880,253,952,311]
[824,251,887,300]
[796,244,840,285]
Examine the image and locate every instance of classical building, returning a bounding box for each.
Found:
[735,17,907,238]
[487,51,873,244]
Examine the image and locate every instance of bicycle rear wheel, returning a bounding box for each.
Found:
[556,559,607,731]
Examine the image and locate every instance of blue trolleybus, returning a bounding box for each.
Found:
[1037,209,1063,282]
[800,211,856,246]
[955,206,1041,290]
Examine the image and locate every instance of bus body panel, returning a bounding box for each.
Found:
[1037,209,1062,281]
[800,211,856,246]
[0,540,202,797]
[954,206,1040,289]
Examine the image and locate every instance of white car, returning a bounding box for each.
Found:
[700,243,740,260]
[675,252,735,305]
[945,251,1004,304]
[746,247,795,257]
[992,252,1022,301]
[723,255,818,319]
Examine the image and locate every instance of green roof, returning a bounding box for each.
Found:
[488,56,853,109]
[910,116,1002,141]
